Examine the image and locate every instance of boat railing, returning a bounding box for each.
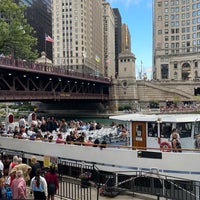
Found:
[1,134,200,153]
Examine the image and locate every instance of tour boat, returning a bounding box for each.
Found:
[0,113,200,182]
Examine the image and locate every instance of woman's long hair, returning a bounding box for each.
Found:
[35,168,42,187]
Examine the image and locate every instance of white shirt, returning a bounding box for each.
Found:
[0,160,4,174]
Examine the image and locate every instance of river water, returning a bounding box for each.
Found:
[65,117,119,127]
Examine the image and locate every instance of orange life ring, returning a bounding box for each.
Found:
[160,142,171,152]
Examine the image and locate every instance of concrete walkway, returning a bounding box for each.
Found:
[27,188,164,200]
[27,183,165,200]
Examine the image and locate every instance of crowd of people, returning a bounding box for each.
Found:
[0,155,59,200]
[0,115,129,147]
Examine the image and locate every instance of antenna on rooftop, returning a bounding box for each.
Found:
[140,60,143,79]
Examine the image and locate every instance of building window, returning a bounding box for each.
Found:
[161,64,169,79]
[174,63,178,68]
[195,71,198,78]
[158,2,162,7]
[174,72,178,79]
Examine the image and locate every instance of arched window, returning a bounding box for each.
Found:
[182,63,191,80]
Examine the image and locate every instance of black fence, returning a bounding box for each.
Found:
[1,148,200,200]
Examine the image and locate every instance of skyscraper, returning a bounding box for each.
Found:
[102,1,116,78]
[52,0,104,76]
[153,0,200,81]
[121,24,131,52]
[16,0,52,59]
[113,8,122,78]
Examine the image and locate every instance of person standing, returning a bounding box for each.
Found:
[8,155,18,186]
[3,155,10,177]
[11,170,27,200]
[29,156,41,181]
[0,177,6,199]
[10,157,32,184]
[0,155,4,177]
[44,165,59,200]
[30,168,48,200]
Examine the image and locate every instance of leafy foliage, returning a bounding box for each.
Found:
[0,0,38,60]
[9,103,35,111]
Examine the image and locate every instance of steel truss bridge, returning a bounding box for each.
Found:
[0,56,111,102]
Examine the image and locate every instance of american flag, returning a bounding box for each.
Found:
[45,34,54,43]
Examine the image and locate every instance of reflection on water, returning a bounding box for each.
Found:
[65,117,120,127]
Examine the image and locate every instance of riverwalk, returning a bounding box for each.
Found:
[26,187,165,200]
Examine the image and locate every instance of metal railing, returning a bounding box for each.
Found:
[0,56,111,84]
[1,148,200,200]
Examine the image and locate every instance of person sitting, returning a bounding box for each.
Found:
[170,128,180,142]
[42,134,49,142]
[93,139,100,147]
[75,132,86,145]
[13,126,19,138]
[7,126,14,135]
[171,132,182,152]
[48,135,54,143]
[85,137,93,146]
[100,140,107,150]
[65,134,72,144]
[195,134,200,149]
[56,133,65,144]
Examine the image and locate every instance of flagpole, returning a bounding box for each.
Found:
[45,33,47,65]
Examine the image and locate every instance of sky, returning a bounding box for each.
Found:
[107,0,153,79]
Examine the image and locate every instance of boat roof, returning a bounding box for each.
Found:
[109,113,200,123]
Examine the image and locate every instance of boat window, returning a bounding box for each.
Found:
[194,121,200,138]
[148,122,172,138]
[176,122,192,138]
[160,123,172,138]
[148,122,158,137]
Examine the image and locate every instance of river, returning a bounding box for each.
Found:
[64,117,120,127]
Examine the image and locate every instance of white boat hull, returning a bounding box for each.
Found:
[0,137,200,181]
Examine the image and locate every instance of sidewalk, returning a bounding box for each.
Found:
[27,189,164,200]
[52,188,164,200]
[27,185,165,200]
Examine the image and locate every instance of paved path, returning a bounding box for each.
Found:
[27,188,164,200]
[52,188,164,200]
[27,183,165,200]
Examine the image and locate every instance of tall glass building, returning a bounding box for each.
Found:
[16,0,52,60]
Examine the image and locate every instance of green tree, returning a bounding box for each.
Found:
[0,0,38,60]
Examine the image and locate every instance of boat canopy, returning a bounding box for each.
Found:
[109,113,200,123]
